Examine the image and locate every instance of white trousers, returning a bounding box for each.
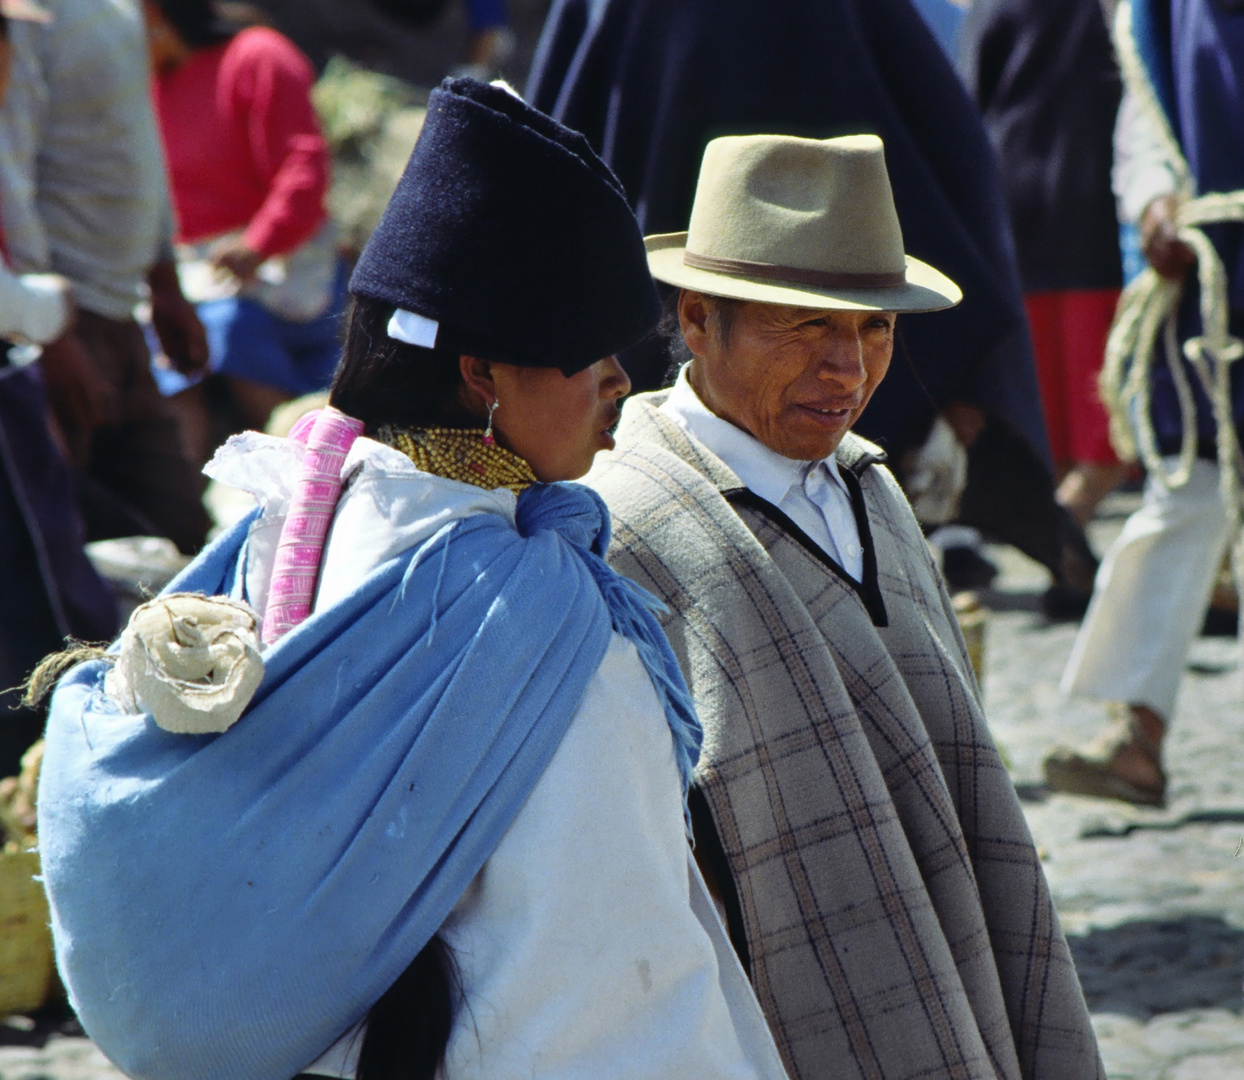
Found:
[1061,458,1232,720]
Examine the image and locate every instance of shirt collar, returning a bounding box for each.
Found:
[660,364,849,505]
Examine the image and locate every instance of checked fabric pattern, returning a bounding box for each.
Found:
[262,407,366,645]
[588,392,1104,1080]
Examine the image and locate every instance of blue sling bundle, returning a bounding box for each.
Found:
[38,482,700,1080]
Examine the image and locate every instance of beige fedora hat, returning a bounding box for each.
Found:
[646,133,961,313]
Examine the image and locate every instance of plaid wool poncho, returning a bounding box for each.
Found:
[589,392,1105,1080]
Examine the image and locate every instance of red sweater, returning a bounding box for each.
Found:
[154,27,329,258]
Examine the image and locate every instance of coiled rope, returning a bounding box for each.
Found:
[1099,0,1244,590]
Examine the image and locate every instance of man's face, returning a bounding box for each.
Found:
[679,291,896,461]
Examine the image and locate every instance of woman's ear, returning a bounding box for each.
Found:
[458,354,496,413]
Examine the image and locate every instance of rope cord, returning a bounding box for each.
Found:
[1100,0,1244,591]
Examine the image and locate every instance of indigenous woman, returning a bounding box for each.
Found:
[144,0,342,460]
[35,79,788,1080]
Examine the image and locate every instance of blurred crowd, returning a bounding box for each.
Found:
[0,0,1240,816]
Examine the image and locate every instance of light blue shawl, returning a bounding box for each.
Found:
[38,482,700,1080]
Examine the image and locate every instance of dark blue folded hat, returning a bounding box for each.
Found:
[349,78,660,376]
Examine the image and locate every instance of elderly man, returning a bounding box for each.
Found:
[589,134,1103,1080]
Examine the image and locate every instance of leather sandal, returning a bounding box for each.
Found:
[1042,703,1167,808]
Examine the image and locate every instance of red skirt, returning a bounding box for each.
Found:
[1025,289,1121,465]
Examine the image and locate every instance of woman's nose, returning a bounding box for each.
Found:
[601,355,632,398]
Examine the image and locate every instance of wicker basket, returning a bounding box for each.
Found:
[0,841,54,1016]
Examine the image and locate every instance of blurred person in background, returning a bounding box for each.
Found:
[145,0,343,464]
[959,0,1128,528]
[0,0,117,777]
[460,0,513,75]
[528,0,1101,613]
[369,0,515,76]
[1044,0,1244,807]
[0,0,212,555]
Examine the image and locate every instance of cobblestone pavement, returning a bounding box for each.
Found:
[984,492,1244,1079]
[3,493,1242,1079]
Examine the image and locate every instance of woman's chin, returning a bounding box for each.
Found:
[527,435,616,484]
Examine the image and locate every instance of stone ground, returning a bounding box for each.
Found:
[3,490,1243,1078]
[980,490,1244,1079]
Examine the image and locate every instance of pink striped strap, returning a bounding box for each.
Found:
[262,406,366,645]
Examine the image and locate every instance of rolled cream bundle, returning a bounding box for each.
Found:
[106,594,265,735]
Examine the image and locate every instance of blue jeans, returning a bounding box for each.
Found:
[152,260,348,398]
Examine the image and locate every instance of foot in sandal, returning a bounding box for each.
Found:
[1043,703,1167,807]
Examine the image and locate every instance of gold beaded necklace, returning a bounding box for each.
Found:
[377,425,538,494]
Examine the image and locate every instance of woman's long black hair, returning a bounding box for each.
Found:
[354,937,457,1080]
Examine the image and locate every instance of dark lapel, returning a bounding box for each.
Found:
[721,435,890,627]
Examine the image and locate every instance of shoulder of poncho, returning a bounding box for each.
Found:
[590,398,732,518]
[588,402,785,596]
[835,430,887,474]
[852,447,913,517]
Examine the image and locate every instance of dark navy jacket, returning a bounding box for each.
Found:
[958,0,1123,293]
[527,0,1052,467]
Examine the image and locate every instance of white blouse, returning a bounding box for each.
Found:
[207,435,789,1080]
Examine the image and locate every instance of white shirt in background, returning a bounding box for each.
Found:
[0,270,70,346]
[0,0,171,319]
[660,364,865,580]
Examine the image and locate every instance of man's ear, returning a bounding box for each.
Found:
[458,354,496,411]
[678,291,713,358]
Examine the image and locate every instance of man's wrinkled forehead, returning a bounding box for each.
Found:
[703,295,899,339]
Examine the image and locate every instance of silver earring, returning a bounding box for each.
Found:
[483,399,499,446]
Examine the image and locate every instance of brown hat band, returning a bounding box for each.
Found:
[683,250,907,290]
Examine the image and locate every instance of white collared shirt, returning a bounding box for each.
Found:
[660,365,865,581]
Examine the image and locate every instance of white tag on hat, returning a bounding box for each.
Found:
[387,308,440,349]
